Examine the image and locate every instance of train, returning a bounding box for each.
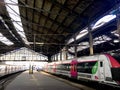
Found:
[0,63,26,77]
[43,53,120,87]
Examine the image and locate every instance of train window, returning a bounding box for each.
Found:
[60,64,70,71]
[77,61,98,74]
[111,53,120,64]
[56,64,62,70]
[100,62,103,67]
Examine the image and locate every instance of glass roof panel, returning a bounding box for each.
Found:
[111,30,119,37]
[67,38,74,44]
[67,14,116,45]
[76,28,88,40]
[0,33,14,46]
[93,35,111,45]
[4,0,29,45]
[67,28,88,44]
[92,15,116,30]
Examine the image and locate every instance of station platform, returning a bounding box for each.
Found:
[3,71,95,90]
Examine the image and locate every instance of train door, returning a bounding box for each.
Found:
[99,61,104,81]
[70,60,77,78]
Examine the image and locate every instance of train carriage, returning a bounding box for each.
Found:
[44,54,120,87]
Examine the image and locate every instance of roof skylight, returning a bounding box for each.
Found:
[0,33,14,46]
[4,0,29,45]
[67,28,88,44]
[111,30,119,37]
[92,14,116,30]
[111,30,120,43]
[76,28,88,40]
[77,42,89,51]
[0,16,19,41]
[68,42,89,53]
[93,35,111,45]
[67,38,74,44]
[67,14,116,45]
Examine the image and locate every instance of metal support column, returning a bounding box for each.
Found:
[56,53,58,61]
[60,50,62,61]
[63,46,68,60]
[59,45,62,61]
[48,56,51,62]
[116,5,120,47]
[33,34,36,51]
[88,24,94,55]
[74,35,77,58]
[29,34,36,74]
[66,46,68,60]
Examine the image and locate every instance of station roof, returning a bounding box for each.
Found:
[0,0,119,57]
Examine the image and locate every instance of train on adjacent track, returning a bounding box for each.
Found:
[44,53,120,87]
[0,63,25,77]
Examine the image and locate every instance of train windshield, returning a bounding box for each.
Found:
[110,53,120,64]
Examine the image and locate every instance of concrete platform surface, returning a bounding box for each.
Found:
[4,71,94,90]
